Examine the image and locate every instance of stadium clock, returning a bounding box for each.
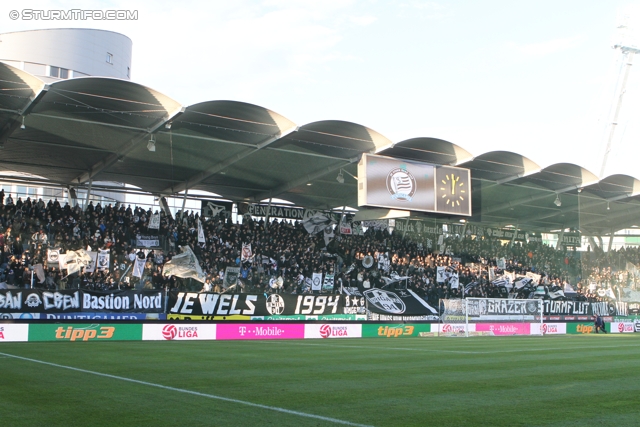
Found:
[436,166,471,215]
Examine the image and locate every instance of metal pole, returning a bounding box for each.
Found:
[83,179,92,212]
[264,198,273,231]
[180,189,189,222]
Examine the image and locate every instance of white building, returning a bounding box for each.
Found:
[0,28,132,83]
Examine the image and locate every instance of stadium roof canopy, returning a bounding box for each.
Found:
[2,62,640,236]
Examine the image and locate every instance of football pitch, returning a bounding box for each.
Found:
[1,335,639,427]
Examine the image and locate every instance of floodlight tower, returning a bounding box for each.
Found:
[600,12,640,177]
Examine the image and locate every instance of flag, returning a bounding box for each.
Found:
[514,277,532,289]
[497,257,506,269]
[322,274,335,292]
[492,276,512,289]
[436,266,447,283]
[47,248,61,265]
[84,251,98,273]
[97,249,110,271]
[525,272,541,285]
[464,281,479,294]
[59,249,94,275]
[339,219,352,235]
[488,267,495,281]
[312,272,323,291]
[223,266,240,288]
[241,243,253,262]
[133,257,147,278]
[34,264,45,283]
[302,213,335,234]
[323,226,335,246]
[148,212,160,229]
[163,245,205,283]
[450,272,460,289]
[197,219,205,243]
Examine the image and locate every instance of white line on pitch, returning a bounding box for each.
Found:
[0,352,373,427]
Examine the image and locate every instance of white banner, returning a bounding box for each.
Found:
[436,266,447,283]
[163,245,205,283]
[304,324,362,339]
[197,219,205,244]
[312,272,323,291]
[84,251,98,273]
[133,257,147,278]
[143,324,216,341]
[241,244,253,262]
[47,248,61,265]
[97,250,110,271]
[450,272,459,289]
[148,213,160,229]
[525,272,541,285]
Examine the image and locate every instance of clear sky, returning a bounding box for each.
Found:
[3,0,640,179]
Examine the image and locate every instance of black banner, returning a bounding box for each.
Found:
[361,288,438,316]
[167,292,364,316]
[0,289,163,313]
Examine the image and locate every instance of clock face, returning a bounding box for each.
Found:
[436,167,471,215]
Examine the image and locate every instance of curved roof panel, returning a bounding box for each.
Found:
[459,150,541,182]
[379,137,474,166]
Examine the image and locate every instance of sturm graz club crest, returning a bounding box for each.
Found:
[363,289,406,314]
[25,293,42,308]
[265,294,285,315]
[386,167,416,202]
[526,301,539,315]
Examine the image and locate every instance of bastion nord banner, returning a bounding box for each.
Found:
[0,289,163,313]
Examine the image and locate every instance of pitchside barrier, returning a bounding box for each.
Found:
[1,320,639,342]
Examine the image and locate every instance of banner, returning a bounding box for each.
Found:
[47,248,61,265]
[136,235,160,248]
[241,244,253,262]
[84,251,98,273]
[363,288,438,316]
[59,249,94,275]
[302,213,336,234]
[162,246,205,283]
[362,324,431,338]
[167,293,354,317]
[312,272,323,291]
[201,200,233,218]
[148,213,160,230]
[0,289,163,313]
[223,267,241,288]
[197,219,205,243]
[133,257,147,279]
[436,266,447,283]
[339,221,352,235]
[97,249,110,271]
[322,274,334,292]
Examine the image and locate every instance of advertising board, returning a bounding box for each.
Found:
[216,323,305,340]
[304,324,362,339]
[28,324,142,342]
[143,324,216,341]
[0,324,29,342]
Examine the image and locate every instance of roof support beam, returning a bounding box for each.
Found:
[72,107,185,185]
[250,155,361,203]
[0,86,49,144]
[162,124,298,195]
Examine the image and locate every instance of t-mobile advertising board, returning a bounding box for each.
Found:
[143,324,216,341]
[0,324,29,342]
[475,323,531,336]
[304,324,362,339]
[216,324,305,340]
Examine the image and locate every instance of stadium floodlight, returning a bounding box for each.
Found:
[147,134,156,152]
[337,168,357,184]
[607,201,611,210]
[554,195,561,207]
[20,116,25,130]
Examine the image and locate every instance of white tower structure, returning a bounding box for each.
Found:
[0,28,132,83]
[600,12,640,177]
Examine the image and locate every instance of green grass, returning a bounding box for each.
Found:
[1,335,639,427]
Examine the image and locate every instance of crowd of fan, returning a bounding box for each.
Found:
[0,192,638,307]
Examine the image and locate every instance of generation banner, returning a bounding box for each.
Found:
[167,292,361,317]
[0,289,164,313]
